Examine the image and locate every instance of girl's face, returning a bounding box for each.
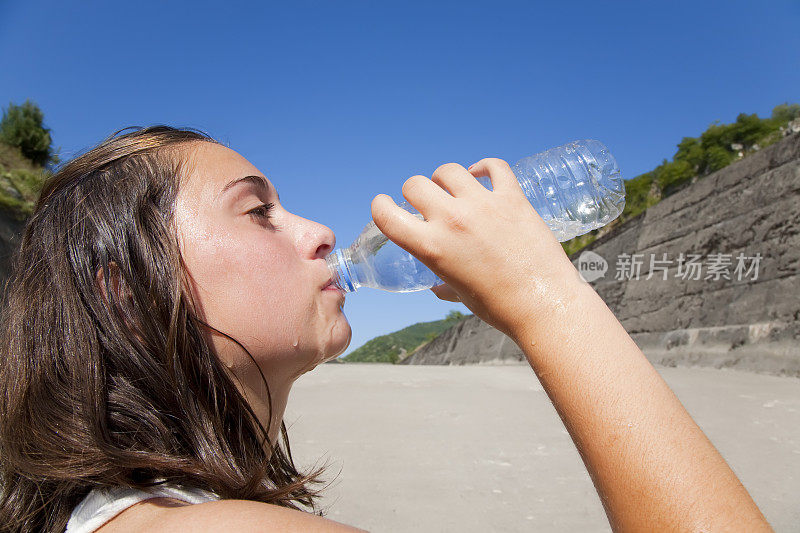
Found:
[174,142,351,382]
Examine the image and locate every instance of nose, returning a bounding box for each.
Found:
[297,217,336,259]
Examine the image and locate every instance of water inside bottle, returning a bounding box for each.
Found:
[349,219,443,291]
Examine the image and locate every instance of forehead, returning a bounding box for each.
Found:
[179,141,267,200]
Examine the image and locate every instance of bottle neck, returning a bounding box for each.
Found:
[326,248,358,293]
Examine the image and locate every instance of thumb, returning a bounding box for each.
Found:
[431,283,462,302]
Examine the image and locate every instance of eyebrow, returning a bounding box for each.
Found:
[219,175,280,202]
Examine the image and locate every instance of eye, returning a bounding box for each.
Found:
[247,202,275,221]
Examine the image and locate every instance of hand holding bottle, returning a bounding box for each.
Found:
[371,158,584,340]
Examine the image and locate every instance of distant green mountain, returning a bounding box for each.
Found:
[342,311,469,363]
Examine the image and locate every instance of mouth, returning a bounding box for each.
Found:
[322,278,346,302]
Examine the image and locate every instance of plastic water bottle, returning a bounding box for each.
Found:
[326,139,625,293]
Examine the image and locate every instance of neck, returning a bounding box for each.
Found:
[239,372,293,446]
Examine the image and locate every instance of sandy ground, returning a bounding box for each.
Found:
[284,364,800,532]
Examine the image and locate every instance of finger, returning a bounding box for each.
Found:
[431,162,485,198]
[467,158,522,195]
[401,174,453,220]
[371,193,433,257]
[430,284,461,302]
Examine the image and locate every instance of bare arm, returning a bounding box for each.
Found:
[509,268,770,531]
[371,158,772,532]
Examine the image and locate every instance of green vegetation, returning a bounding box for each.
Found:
[561,103,800,258]
[342,310,468,364]
[0,101,55,220]
[0,100,59,168]
[0,142,49,220]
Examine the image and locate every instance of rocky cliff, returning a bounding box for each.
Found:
[402,133,800,375]
[0,210,24,294]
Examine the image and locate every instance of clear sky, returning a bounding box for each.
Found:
[1,0,798,356]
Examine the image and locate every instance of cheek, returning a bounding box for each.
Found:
[182,224,311,340]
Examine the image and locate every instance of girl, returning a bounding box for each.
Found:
[0,127,771,532]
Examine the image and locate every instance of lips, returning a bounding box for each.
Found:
[322,277,345,303]
[322,278,342,292]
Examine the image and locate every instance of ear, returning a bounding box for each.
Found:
[94,261,124,308]
[95,262,147,344]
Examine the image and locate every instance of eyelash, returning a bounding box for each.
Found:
[247,202,275,221]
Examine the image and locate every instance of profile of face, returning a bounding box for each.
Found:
[174,142,351,385]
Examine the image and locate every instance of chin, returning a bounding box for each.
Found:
[296,321,352,377]
[323,320,352,362]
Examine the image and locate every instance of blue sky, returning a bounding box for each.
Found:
[1,0,798,356]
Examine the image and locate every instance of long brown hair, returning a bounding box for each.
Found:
[0,126,329,532]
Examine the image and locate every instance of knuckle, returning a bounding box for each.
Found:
[443,209,469,232]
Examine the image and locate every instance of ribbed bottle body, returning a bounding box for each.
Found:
[513,139,625,240]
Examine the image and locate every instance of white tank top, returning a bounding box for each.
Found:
[65,484,219,533]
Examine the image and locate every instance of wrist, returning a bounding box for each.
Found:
[507,264,600,348]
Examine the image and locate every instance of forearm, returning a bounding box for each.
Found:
[511,274,772,532]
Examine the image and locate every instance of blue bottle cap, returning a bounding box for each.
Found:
[336,248,356,292]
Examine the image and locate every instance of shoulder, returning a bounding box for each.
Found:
[97,497,366,532]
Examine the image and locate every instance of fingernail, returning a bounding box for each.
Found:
[468,163,477,171]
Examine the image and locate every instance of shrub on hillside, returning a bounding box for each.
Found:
[0,100,58,168]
